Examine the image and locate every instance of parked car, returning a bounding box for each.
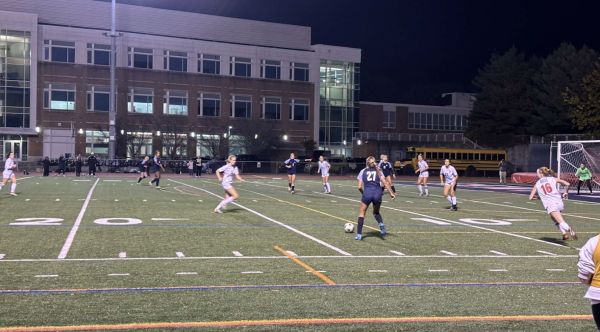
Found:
[304,157,348,175]
[202,158,226,174]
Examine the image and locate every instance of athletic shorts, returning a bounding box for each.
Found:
[222,183,233,191]
[361,193,382,206]
[140,167,147,173]
[321,172,329,178]
[287,171,296,176]
[2,170,13,179]
[419,171,429,178]
[445,181,457,191]
[153,167,161,173]
[545,202,564,214]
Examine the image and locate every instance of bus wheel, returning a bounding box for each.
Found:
[403,166,414,175]
[466,166,476,177]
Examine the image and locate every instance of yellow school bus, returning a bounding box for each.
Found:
[393,147,507,176]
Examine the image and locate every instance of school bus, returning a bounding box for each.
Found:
[393,147,508,176]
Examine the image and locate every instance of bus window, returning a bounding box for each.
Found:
[462,153,468,160]
[499,154,505,160]
[443,153,450,160]
[450,153,455,160]
[485,154,491,161]
[474,154,479,160]
[492,154,498,161]
[468,153,474,160]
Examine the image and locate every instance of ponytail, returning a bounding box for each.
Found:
[538,166,556,177]
[366,156,377,168]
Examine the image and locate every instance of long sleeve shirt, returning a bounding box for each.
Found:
[575,167,592,181]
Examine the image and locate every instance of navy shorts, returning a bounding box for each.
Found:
[361,193,382,206]
[140,166,147,173]
[153,167,161,173]
[287,171,296,176]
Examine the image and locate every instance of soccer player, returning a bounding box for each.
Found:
[318,156,332,194]
[284,153,310,194]
[137,156,150,184]
[354,156,396,241]
[214,155,246,213]
[576,163,593,195]
[0,152,18,196]
[415,154,429,196]
[378,155,396,195]
[529,166,577,240]
[150,151,165,189]
[577,235,600,330]
[440,159,458,211]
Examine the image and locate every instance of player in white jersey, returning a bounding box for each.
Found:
[529,166,577,240]
[415,154,429,196]
[577,235,600,330]
[440,159,458,211]
[317,156,332,194]
[0,152,18,196]
[214,155,246,214]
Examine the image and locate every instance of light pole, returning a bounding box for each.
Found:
[105,0,123,159]
[227,126,232,154]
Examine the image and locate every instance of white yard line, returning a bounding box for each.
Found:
[489,269,508,272]
[232,251,243,257]
[546,269,566,271]
[440,250,457,256]
[151,218,189,221]
[368,270,388,273]
[490,250,507,256]
[170,179,352,256]
[0,254,4,260]
[390,250,405,256]
[57,178,100,259]
[103,180,122,182]
[286,251,298,257]
[119,252,126,258]
[241,271,263,274]
[176,272,198,275]
[537,250,557,256]
[108,273,129,276]
[429,270,448,272]
[35,275,58,278]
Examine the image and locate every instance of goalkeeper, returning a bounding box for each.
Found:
[575,163,593,195]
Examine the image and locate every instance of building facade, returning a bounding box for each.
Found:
[0,0,361,161]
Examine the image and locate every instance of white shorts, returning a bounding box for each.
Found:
[444,180,456,187]
[222,183,233,191]
[2,170,13,179]
[545,202,564,214]
[419,171,429,178]
[321,172,329,178]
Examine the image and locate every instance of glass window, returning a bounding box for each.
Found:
[290,62,309,82]
[44,40,75,63]
[87,43,111,66]
[468,153,474,160]
[499,154,506,161]
[86,86,110,112]
[230,95,252,118]
[164,50,187,72]
[85,130,109,155]
[260,60,281,79]
[163,90,188,115]
[383,109,396,128]
[128,88,153,114]
[492,154,498,161]
[198,93,221,117]
[450,114,456,131]
[43,83,75,110]
[432,114,439,130]
[432,152,438,159]
[198,54,221,74]
[290,99,309,121]
[128,47,153,69]
[125,132,153,159]
[426,113,433,130]
[408,112,415,129]
[162,133,187,158]
[261,97,281,120]
[455,153,462,160]
[230,57,251,77]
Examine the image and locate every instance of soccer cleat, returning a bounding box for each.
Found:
[354,234,362,241]
[326,191,332,194]
[379,223,386,236]
[291,191,295,194]
[156,186,162,189]
[9,192,17,196]
[569,228,578,240]
[562,234,569,240]
[451,205,457,211]
[419,192,423,196]
[213,208,222,214]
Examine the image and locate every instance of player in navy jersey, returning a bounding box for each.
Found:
[137,156,150,184]
[149,151,165,189]
[354,156,396,241]
[284,153,310,194]
[378,155,396,195]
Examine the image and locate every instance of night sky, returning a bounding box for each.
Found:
[96,0,600,104]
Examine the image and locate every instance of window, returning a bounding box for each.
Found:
[163,90,188,115]
[408,112,466,131]
[230,95,252,118]
[164,50,187,72]
[408,112,415,129]
[290,62,309,81]
[162,133,187,158]
[87,86,110,112]
[86,130,109,155]
[198,93,221,117]
[468,153,474,160]
[498,154,506,161]
[261,97,281,120]
[44,40,75,63]
[199,54,221,74]
[126,132,153,159]
[260,60,281,79]
[383,109,396,128]
[128,88,153,114]
[432,152,438,159]
[87,43,111,66]
[290,99,309,121]
[128,47,153,69]
[230,57,251,77]
[43,83,75,110]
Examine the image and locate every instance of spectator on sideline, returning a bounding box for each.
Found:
[575,163,593,195]
[498,159,508,185]
[88,152,97,177]
[42,156,50,176]
[187,159,194,177]
[195,156,202,177]
[75,154,83,177]
[56,154,66,177]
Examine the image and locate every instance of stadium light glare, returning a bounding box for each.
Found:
[223,133,227,138]
[254,134,258,139]
[343,140,347,145]
[190,132,196,138]
[156,131,161,136]
[35,127,40,133]
[357,139,362,145]
[78,128,83,134]
[283,135,288,140]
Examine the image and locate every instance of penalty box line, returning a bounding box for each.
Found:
[168,179,352,256]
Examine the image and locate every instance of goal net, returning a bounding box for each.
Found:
[557,140,600,193]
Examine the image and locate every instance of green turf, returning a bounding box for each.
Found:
[0,175,596,331]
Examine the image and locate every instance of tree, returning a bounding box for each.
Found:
[528,43,598,135]
[466,47,539,148]
[159,115,189,159]
[232,121,283,159]
[95,115,155,159]
[197,118,227,159]
[564,61,600,135]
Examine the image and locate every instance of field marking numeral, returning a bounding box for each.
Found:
[411,218,451,226]
[459,218,512,226]
[93,218,143,226]
[10,218,64,226]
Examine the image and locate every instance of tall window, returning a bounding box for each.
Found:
[128,47,153,69]
[164,50,187,72]
[43,83,75,110]
[86,130,109,155]
[230,57,251,77]
[260,60,281,79]
[290,62,309,82]
[87,43,111,66]
[44,40,75,63]
[162,133,187,158]
[198,54,220,74]
[198,93,221,117]
[126,132,153,159]
[289,99,309,121]
[408,112,466,131]
[230,95,252,118]
[261,97,281,120]
[163,90,188,115]
[1,30,31,129]
[87,86,110,112]
[383,109,396,128]
[128,88,153,114]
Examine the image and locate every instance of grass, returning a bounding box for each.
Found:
[0,175,596,331]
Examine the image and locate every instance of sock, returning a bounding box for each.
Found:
[10,183,16,193]
[418,185,423,194]
[558,221,571,234]
[323,183,328,191]
[155,179,160,187]
[374,213,383,225]
[137,177,142,183]
[554,221,566,235]
[357,217,364,235]
[424,186,429,195]
[291,185,295,191]
[326,183,331,192]
[220,196,235,208]
[451,197,457,205]
[151,178,156,184]
[289,183,291,188]
[391,186,396,194]
[446,196,452,203]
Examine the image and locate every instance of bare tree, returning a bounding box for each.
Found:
[97,116,155,159]
[233,121,283,159]
[159,115,189,159]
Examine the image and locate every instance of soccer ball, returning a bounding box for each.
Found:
[344,223,355,233]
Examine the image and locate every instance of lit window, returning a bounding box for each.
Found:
[126,132,153,159]
[163,90,188,115]
[128,88,153,114]
[87,43,111,66]
[164,50,188,72]
[162,133,187,158]
[128,47,153,69]
[230,57,252,77]
[289,99,309,121]
[260,60,281,79]
[230,95,252,118]
[290,62,309,82]
[85,130,109,155]
[199,54,221,74]
[44,40,75,63]
[198,93,221,117]
[261,97,281,120]
[43,83,76,110]
[87,86,110,112]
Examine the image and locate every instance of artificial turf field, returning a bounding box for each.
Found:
[0,174,598,331]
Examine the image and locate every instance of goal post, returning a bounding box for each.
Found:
[557,140,600,193]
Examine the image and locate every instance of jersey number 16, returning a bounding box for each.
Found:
[540,183,553,195]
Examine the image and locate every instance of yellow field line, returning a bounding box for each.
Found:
[273,246,335,285]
